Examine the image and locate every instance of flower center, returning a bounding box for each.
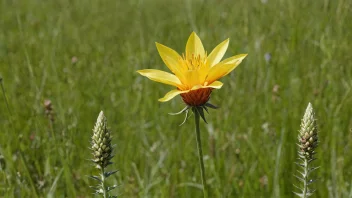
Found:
[181,53,207,71]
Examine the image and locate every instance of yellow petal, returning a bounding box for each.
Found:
[155,43,184,76]
[137,69,182,87]
[220,54,248,65]
[206,54,247,83]
[186,32,205,58]
[206,39,229,67]
[190,81,223,91]
[206,81,223,89]
[183,70,200,89]
[158,89,189,102]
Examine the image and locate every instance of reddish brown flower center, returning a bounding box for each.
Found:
[180,88,212,106]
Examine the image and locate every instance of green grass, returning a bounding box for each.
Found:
[1,0,352,197]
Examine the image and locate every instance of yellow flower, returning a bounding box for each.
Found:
[137,32,247,106]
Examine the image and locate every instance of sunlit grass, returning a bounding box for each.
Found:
[0,0,351,197]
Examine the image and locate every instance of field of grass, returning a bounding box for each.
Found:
[1,0,352,197]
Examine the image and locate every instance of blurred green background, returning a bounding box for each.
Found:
[0,0,351,197]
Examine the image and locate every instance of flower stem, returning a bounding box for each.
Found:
[193,108,208,198]
[302,158,308,198]
[100,166,107,198]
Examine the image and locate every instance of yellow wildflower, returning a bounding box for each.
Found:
[137,32,247,106]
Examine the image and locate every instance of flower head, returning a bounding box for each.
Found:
[91,111,113,169]
[137,32,247,107]
[298,103,318,160]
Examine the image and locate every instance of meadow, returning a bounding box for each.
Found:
[0,0,352,197]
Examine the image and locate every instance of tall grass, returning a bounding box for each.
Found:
[0,0,351,197]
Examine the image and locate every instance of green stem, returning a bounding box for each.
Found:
[0,78,12,116]
[302,158,308,198]
[101,166,107,198]
[193,108,208,198]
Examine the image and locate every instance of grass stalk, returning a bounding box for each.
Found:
[0,77,14,136]
[0,77,12,116]
[19,151,39,198]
